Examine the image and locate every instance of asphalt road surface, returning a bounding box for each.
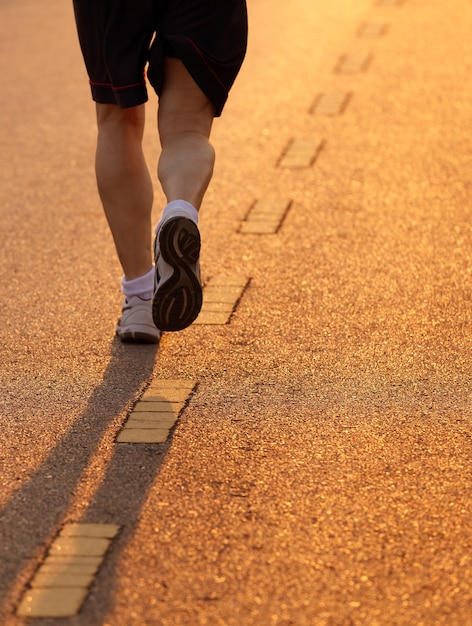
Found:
[1,0,472,624]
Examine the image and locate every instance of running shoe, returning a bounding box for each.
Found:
[116,296,161,343]
[152,211,202,332]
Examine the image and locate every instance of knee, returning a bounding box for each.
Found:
[96,103,146,136]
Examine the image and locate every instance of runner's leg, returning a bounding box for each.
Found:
[95,103,154,280]
[157,57,216,210]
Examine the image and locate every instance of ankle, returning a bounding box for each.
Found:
[121,267,154,300]
[155,200,199,235]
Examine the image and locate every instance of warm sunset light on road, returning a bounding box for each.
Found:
[1,0,472,624]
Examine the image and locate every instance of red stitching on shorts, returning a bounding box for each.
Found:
[112,81,145,91]
[89,80,113,87]
[186,38,229,94]
[89,80,145,91]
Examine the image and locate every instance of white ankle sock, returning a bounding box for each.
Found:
[155,200,199,235]
[121,267,154,300]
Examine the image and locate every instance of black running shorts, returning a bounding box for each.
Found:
[72,0,248,116]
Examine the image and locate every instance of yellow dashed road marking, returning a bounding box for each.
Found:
[279,138,324,168]
[240,198,292,234]
[358,21,389,38]
[117,429,171,443]
[17,588,88,619]
[17,524,120,618]
[335,51,372,73]
[117,379,196,444]
[194,275,249,325]
[311,91,351,116]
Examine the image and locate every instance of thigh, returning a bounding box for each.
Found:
[148,0,248,116]
[158,58,215,143]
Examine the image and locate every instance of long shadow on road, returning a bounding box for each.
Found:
[0,338,164,622]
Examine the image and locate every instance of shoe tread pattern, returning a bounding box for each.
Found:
[152,217,202,331]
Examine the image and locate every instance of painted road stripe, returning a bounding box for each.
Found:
[335,51,372,74]
[240,198,291,234]
[117,379,196,443]
[311,91,351,116]
[194,274,249,325]
[140,379,196,397]
[17,524,120,618]
[358,22,389,38]
[279,138,324,168]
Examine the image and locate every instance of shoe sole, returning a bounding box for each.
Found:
[118,330,160,344]
[152,217,202,332]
